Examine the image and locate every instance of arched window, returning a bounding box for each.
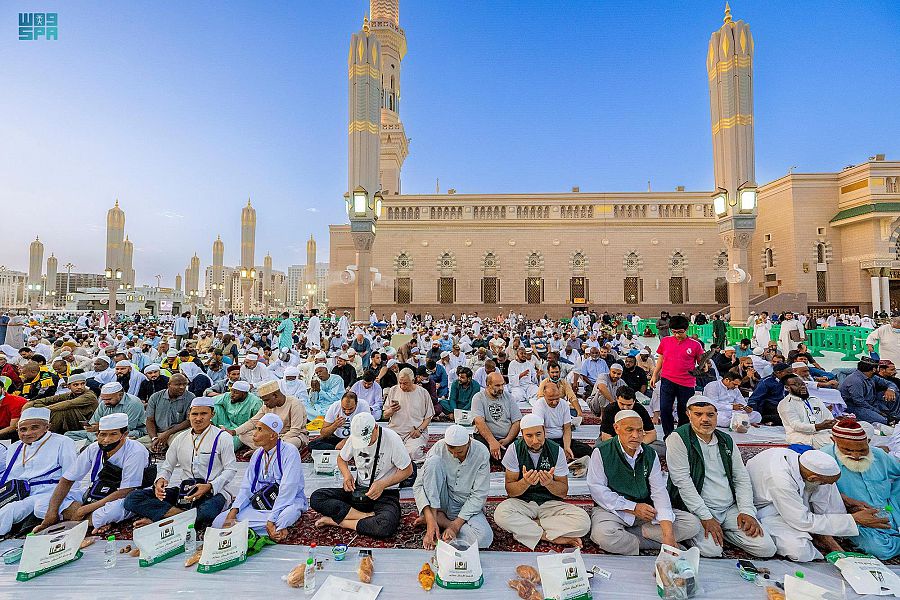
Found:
[816,243,826,264]
[765,248,774,268]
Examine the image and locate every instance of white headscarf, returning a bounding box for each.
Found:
[179,361,203,382]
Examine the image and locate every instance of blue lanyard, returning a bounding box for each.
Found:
[251,441,282,492]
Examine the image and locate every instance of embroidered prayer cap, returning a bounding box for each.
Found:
[231,380,251,393]
[20,407,51,422]
[190,396,216,408]
[614,409,642,424]
[67,373,87,383]
[444,425,470,447]
[100,382,123,394]
[686,395,715,409]
[245,353,259,361]
[256,380,280,396]
[520,414,544,431]
[798,449,841,476]
[259,412,283,434]
[831,418,868,441]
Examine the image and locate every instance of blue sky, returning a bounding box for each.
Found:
[2,1,898,287]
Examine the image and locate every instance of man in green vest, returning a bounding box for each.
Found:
[665,396,776,557]
[587,410,701,555]
[493,414,590,550]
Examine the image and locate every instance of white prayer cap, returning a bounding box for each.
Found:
[520,414,544,431]
[609,363,623,372]
[350,412,377,448]
[259,412,283,434]
[315,352,327,360]
[440,351,450,359]
[245,353,259,361]
[144,363,161,373]
[347,349,356,356]
[798,449,841,477]
[95,355,111,364]
[231,380,251,393]
[639,348,650,355]
[284,366,300,377]
[99,413,129,430]
[686,395,715,409]
[614,409,642,424]
[444,424,470,447]
[20,407,51,422]
[60,351,72,358]
[386,359,398,368]
[115,360,132,368]
[256,380,280,396]
[166,349,178,358]
[790,362,807,369]
[190,396,216,408]
[68,373,87,383]
[100,382,123,394]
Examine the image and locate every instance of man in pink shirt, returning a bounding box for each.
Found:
[650,315,702,437]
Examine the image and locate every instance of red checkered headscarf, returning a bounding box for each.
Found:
[831,417,867,441]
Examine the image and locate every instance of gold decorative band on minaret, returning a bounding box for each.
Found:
[349,120,379,135]
[348,64,380,80]
[707,55,752,80]
[712,114,753,134]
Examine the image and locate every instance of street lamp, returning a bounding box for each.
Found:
[712,187,728,217]
[738,182,758,213]
[64,262,75,297]
[105,267,123,319]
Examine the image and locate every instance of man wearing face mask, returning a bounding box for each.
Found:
[866,316,900,365]
[746,447,884,562]
[34,413,150,535]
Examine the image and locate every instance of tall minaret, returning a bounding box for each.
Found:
[212,235,224,313]
[28,236,44,309]
[106,200,126,316]
[263,252,273,312]
[347,16,382,319]
[240,198,257,314]
[708,3,757,324]
[175,273,182,293]
[46,253,58,307]
[123,236,135,289]
[187,253,200,310]
[370,0,408,195]
[306,235,317,310]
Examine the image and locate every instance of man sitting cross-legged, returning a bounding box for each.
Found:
[413,424,493,550]
[310,412,413,539]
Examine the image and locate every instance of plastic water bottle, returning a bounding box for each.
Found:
[308,542,317,563]
[104,536,117,569]
[185,524,197,555]
[304,557,316,594]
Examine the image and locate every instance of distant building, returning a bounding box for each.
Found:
[0,268,27,310]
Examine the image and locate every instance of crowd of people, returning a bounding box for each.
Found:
[0,306,896,563]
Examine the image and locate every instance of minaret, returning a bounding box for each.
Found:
[123,236,135,289]
[175,273,182,293]
[187,253,200,310]
[347,16,383,319]
[240,198,257,314]
[370,0,408,195]
[46,254,58,307]
[306,235,317,310]
[708,3,757,324]
[263,253,273,312]
[212,235,224,313]
[106,200,126,317]
[28,236,44,309]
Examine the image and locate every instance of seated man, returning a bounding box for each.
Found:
[310,413,413,539]
[822,418,898,560]
[0,407,79,535]
[440,367,480,417]
[279,366,310,407]
[532,382,591,459]
[621,355,648,396]
[308,364,345,419]
[587,363,628,416]
[507,346,539,404]
[0,382,27,441]
[838,360,900,425]
[748,363,792,425]
[331,353,357,389]
[22,373,98,434]
[18,361,59,401]
[666,397,776,558]
[309,390,371,451]
[414,425,493,550]
[212,380,262,450]
[587,410,700,555]
[494,414,591,550]
[65,381,146,444]
[114,359,146,397]
[124,397,237,528]
[138,363,169,402]
[204,364,239,397]
[215,413,307,541]
[350,371,383,420]
[746,447,884,562]
[34,413,150,535]
[230,380,308,450]
[144,373,194,452]
[382,368,434,462]
[538,362,582,422]
[471,372,522,463]
[702,370,762,429]
[778,374,836,449]
[575,346,611,399]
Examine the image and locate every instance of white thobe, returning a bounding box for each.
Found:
[746,448,857,561]
[0,432,80,535]
[777,394,835,449]
[702,380,762,428]
[306,316,321,349]
[240,364,274,389]
[507,359,538,403]
[338,315,350,338]
[865,325,900,366]
[777,319,805,354]
[156,425,238,501]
